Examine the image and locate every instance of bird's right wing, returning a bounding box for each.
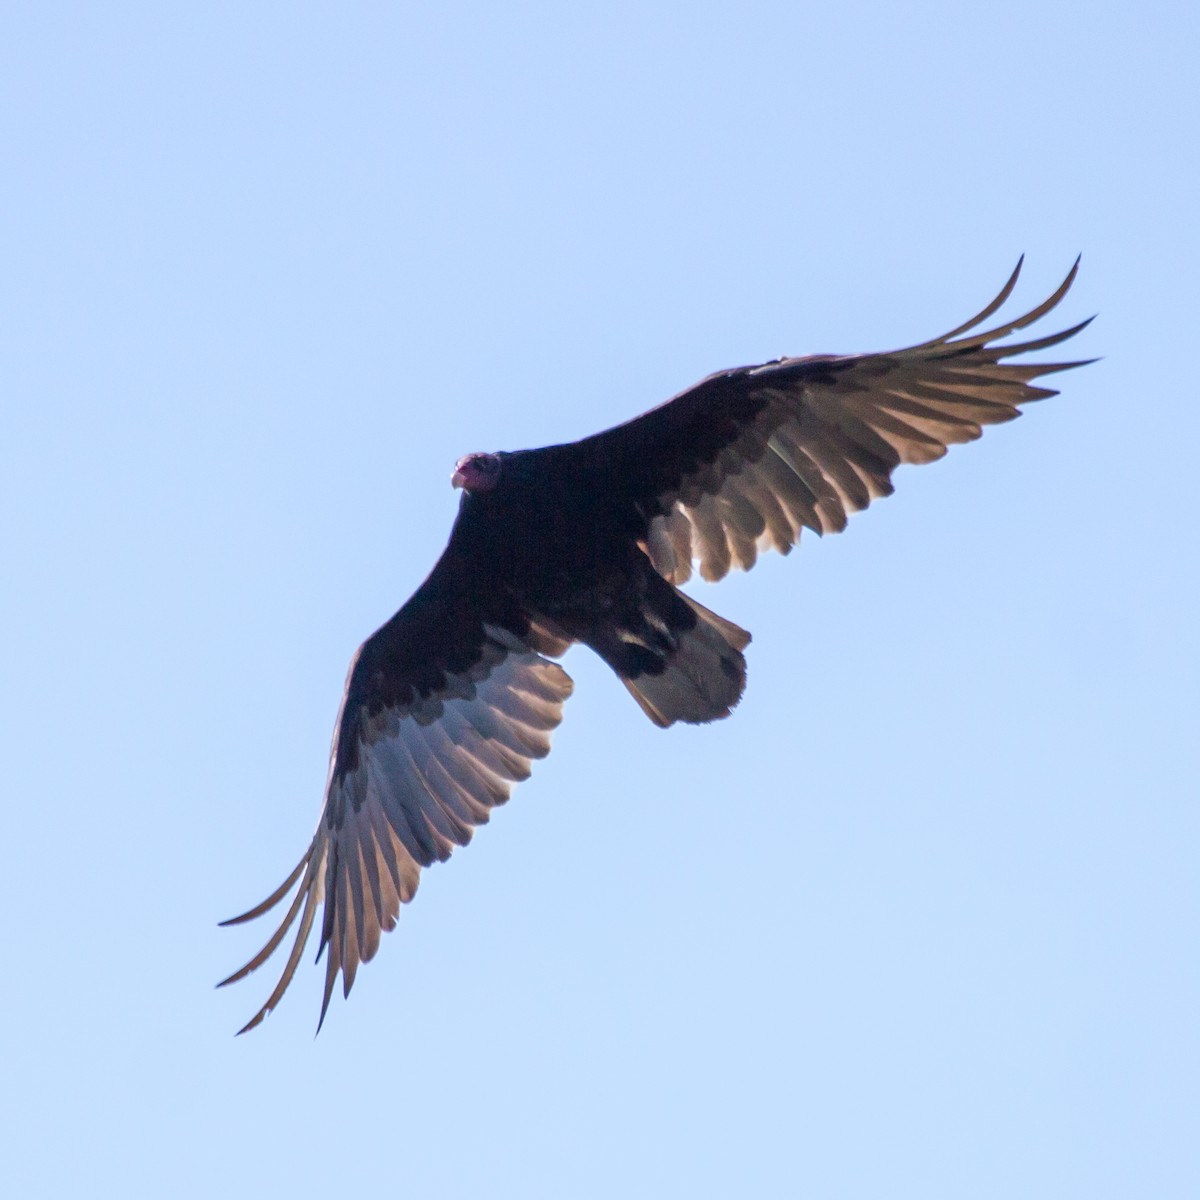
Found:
[218,545,574,1034]
[571,258,1094,584]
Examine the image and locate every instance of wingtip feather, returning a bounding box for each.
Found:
[218,852,310,927]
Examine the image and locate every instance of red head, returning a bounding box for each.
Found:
[451,452,502,493]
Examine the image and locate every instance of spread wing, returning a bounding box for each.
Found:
[218,543,574,1034]
[574,258,1094,584]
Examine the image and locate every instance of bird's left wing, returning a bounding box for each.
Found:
[570,258,1093,584]
[219,547,573,1033]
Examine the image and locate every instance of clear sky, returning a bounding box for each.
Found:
[3,3,1197,1197]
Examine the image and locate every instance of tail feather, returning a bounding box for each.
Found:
[589,577,750,727]
[623,592,749,727]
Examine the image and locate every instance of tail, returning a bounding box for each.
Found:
[587,574,751,728]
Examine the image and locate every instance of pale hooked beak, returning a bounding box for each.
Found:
[451,468,468,489]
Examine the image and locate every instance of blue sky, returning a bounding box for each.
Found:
[3,3,1197,1197]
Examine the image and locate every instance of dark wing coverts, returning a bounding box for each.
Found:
[574,257,1092,584]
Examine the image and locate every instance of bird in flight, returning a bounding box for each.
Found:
[220,259,1093,1033]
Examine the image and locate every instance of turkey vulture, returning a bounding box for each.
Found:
[220,259,1093,1033]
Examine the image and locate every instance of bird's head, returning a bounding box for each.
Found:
[451,452,502,493]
